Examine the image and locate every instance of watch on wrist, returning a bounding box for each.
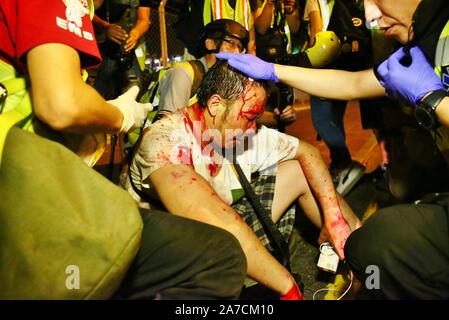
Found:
[414,89,448,131]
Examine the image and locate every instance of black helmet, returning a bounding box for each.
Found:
[200,19,249,54]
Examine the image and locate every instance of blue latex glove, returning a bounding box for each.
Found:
[376,46,444,107]
[216,52,280,83]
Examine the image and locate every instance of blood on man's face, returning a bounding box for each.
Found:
[215,82,267,149]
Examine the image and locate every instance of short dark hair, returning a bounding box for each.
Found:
[197,60,265,109]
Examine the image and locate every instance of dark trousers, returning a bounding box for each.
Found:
[115,209,247,300]
[93,45,141,100]
[345,198,449,299]
[310,96,351,169]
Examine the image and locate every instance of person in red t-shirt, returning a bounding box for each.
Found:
[0,0,246,299]
[0,0,150,134]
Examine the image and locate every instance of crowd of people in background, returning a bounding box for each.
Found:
[1,0,448,300]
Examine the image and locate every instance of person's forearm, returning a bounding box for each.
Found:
[181,196,295,293]
[63,82,124,134]
[274,65,385,100]
[435,96,449,129]
[131,7,151,39]
[130,17,150,40]
[308,11,322,46]
[254,1,275,34]
[33,79,123,134]
[151,165,296,295]
[28,43,124,134]
[196,202,295,294]
[295,142,342,222]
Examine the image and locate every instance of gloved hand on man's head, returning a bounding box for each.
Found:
[216,53,280,83]
[376,46,444,107]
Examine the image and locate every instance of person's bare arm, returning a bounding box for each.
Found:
[275,65,385,100]
[28,43,123,134]
[294,141,354,258]
[149,163,296,295]
[254,1,275,34]
[308,10,322,46]
[124,7,150,52]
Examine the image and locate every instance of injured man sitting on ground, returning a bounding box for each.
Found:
[121,61,361,299]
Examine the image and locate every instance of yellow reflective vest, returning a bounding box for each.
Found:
[432,19,449,164]
[203,0,254,31]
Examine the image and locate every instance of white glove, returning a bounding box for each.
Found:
[108,86,153,133]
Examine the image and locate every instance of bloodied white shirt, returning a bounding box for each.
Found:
[126,107,299,205]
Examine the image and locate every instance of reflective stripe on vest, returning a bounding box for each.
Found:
[435,19,449,90]
[431,19,449,166]
[0,60,106,167]
[204,0,253,31]
[88,0,95,19]
[0,59,33,166]
[317,0,335,31]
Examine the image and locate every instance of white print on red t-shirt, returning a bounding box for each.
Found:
[56,0,94,41]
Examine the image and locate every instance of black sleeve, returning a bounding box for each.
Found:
[139,0,151,8]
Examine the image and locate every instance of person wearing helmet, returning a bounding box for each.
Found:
[155,18,295,129]
[156,19,249,116]
[200,18,251,55]
[305,0,370,197]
